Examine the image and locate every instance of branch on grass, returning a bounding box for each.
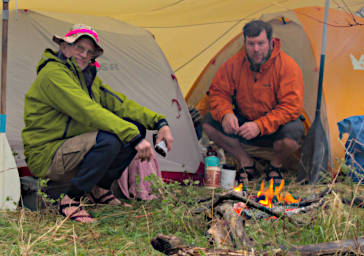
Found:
[284,236,364,255]
[151,234,255,256]
[151,234,364,256]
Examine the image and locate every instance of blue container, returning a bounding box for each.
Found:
[205,156,219,168]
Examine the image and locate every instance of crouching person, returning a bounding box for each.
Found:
[203,20,304,186]
[22,24,173,223]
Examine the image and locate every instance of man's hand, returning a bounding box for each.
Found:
[237,121,260,140]
[221,113,239,135]
[135,139,153,162]
[155,125,174,151]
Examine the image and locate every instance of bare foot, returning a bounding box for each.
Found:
[59,195,95,223]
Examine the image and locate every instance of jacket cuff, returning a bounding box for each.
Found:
[219,110,234,123]
[125,134,144,149]
[154,119,169,130]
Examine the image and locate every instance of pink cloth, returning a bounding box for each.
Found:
[117,155,162,200]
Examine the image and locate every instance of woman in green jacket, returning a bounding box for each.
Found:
[22,24,173,223]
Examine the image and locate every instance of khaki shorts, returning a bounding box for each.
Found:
[46,131,98,182]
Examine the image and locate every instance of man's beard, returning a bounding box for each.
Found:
[247,45,272,72]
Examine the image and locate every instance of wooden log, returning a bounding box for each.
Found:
[207,217,234,249]
[151,234,255,256]
[212,202,254,249]
[151,234,364,256]
[285,236,364,255]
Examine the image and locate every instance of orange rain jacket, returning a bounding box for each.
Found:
[208,38,304,136]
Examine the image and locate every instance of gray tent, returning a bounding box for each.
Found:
[4,10,202,174]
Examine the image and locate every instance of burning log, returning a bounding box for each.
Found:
[193,191,302,226]
[151,234,255,256]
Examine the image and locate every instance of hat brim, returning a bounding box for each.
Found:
[52,34,103,58]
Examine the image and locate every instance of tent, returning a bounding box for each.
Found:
[2,10,202,176]
[5,0,364,95]
[186,6,364,167]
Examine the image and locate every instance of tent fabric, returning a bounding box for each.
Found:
[5,1,364,95]
[2,10,202,173]
[186,7,364,165]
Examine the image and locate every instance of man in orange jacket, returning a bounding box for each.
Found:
[203,20,305,185]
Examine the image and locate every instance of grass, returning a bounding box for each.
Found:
[0,174,363,255]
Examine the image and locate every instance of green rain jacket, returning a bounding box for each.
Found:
[22,49,167,177]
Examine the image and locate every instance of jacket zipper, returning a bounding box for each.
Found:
[100,87,124,103]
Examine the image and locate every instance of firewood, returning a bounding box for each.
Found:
[151,234,255,255]
[284,236,364,255]
[193,191,302,226]
[212,202,254,249]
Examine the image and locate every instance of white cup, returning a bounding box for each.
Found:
[220,168,236,189]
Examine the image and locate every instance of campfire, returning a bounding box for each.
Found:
[233,179,300,209]
[256,179,300,208]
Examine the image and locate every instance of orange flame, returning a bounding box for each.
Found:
[257,179,300,208]
[234,183,243,193]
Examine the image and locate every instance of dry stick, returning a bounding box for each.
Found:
[297,187,331,207]
[72,224,77,256]
[142,204,151,242]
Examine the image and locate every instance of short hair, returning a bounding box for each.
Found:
[243,20,273,42]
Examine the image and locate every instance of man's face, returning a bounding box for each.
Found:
[244,30,272,65]
[62,38,96,70]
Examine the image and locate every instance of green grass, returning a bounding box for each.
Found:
[0,177,363,255]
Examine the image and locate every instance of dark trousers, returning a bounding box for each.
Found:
[67,121,146,199]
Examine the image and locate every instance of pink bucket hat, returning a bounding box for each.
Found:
[53,24,103,58]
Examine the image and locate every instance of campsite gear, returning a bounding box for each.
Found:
[220,164,236,189]
[4,10,202,179]
[298,0,330,184]
[204,166,221,188]
[52,24,103,58]
[0,0,20,211]
[6,1,362,95]
[19,176,45,211]
[204,155,219,168]
[204,154,220,188]
[338,115,364,184]
[113,153,162,200]
[187,6,364,177]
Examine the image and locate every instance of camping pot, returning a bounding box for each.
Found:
[220,164,236,189]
